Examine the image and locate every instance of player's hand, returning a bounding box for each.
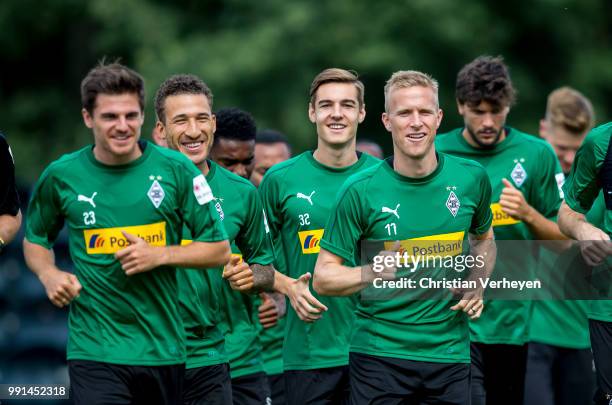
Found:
[223,256,254,291]
[39,268,82,308]
[450,280,484,320]
[286,272,328,323]
[115,231,164,276]
[499,178,533,222]
[450,288,484,320]
[258,293,283,328]
[576,225,612,266]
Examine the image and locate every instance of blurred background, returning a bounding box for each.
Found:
[0,0,611,402]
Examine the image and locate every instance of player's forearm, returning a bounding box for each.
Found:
[313,261,365,296]
[558,202,591,240]
[0,211,22,244]
[523,207,568,241]
[250,263,275,293]
[23,238,59,279]
[161,240,231,269]
[461,228,496,288]
[467,231,497,282]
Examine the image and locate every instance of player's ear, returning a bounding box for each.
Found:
[539,119,548,139]
[82,108,93,129]
[436,108,444,129]
[358,103,366,124]
[456,100,465,116]
[381,112,391,133]
[308,102,316,124]
[152,121,167,147]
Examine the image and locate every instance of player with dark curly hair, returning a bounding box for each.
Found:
[437,55,567,405]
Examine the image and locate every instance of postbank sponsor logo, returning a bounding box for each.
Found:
[84,222,167,254]
[490,203,520,227]
[384,231,465,263]
[298,229,324,254]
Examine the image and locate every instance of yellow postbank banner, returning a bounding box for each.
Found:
[490,202,520,227]
[384,231,465,263]
[84,222,167,254]
[298,229,325,254]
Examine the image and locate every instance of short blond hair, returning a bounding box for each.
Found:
[545,86,594,136]
[310,68,365,107]
[384,70,439,112]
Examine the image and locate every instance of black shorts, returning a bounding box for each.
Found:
[349,352,470,405]
[470,342,527,405]
[590,319,612,405]
[523,342,595,405]
[267,373,286,405]
[184,363,232,405]
[68,360,184,405]
[285,365,349,404]
[231,371,271,405]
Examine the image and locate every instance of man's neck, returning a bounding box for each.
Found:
[393,149,438,178]
[199,159,210,175]
[313,139,358,168]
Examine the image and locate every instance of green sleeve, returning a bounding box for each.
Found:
[272,232,288,274]
[319,179,365,263]
[585,192,606,228]
[180,162,227,243]
[25,166,65,248]
[529,144,564,218]
[470,167,493,235]
[563,133,604,214]
[235,186,274,265]
[259,171,283,237]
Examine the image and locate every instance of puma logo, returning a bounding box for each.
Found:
[78,192,98,208]
[297,191,316,206]
[382,203,400,219]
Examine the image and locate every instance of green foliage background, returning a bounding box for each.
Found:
[1,0,611,182]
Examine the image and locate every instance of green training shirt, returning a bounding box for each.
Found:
[528,192,604,349]
[259,151,379,370]
[210,161,274,378]
[320,154,493,363]
[437,127,563,345]
[180,160,274,373]
[26,142,227,366]
[563,123,612,322]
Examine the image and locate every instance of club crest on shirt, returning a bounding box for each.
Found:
[511,159,527,187]
[446,186,460,217]
[147,176,165,208]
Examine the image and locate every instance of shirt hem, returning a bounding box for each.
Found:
[67,354,186,366]
[283,359,348,371]
[230,366,264,379]
[350,348,470,364]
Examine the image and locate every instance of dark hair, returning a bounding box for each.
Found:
[455,55,516,108]
[214,107,257,143]
[256,129,289,145]
[81,61,145,114]
[154,74,214,123]
[310,68,365,106]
